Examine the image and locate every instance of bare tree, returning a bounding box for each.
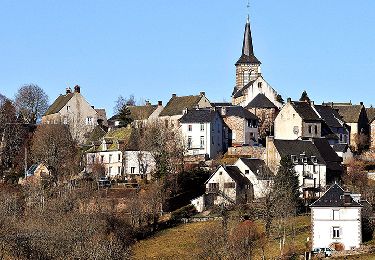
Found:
[31,124,79,182]
[14,84,49,124]
[113,94,136,115]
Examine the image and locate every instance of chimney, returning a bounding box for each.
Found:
[74,85,81,93]
[287,98,292,103]
[158,100,163,106]
[66,87,72,94]
[221,107,227,116]
[360,101,363,106]
[200,91,205,96]
[145,100,151,106]
[310,100,314,106]
[182,108,188,115]
[172,93,177,98]
[91,106,95,109]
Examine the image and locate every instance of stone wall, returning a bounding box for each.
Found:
[227,146,265,159]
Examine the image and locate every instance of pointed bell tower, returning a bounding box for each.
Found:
[233,16,261,94]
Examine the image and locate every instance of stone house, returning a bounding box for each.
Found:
[231,17,282,109]
[19,163,50,185]
[245,93,279,140]
[205,165,253,206]
[264,137,343,200]
[158,92,211,129]
[324,102,368,151]
[366,107,375,149]
[310,184,363,251]
[179,108,227,159]
[218,106,259,146]
[274,99,322,140]
[42,86,107,143]
[234,158,273,199]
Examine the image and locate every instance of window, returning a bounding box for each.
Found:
[333,227,340,238]
[188,125,192,131]
[118,166,121,174]
[86,117,93,125]
[66,106,70,112]
[109,154,112,163]
[308,125,312,134]
[101,155,104,163]
[118,154,121,162]
[131,167,135,174]
[109,167,112,174]
[340,134,343,142]
[200,123,204,131]
[208,183,219,192]
[315,125,318,134]
[164,120,168,128]
[187,136,192,149]
[200,136,204,149]
[63,117,68,124]
[245,170,250,174]
[91,155,95,164]
[333,210,340,220]
[258,82,262,89]
[247,120,252,127]
[243,71,250,85]
[224,182,235,188]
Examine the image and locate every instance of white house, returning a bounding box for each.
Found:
[310,184,363,251]
[205,165,252,206]
[179,108,227,159]
[123,150,155,180]
[234,158,273,199]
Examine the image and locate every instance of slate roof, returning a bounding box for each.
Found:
[290,101,321,121]
[44,93,74,115]
[232,80,257,98]
[235,20,261,65]
[310,183,362,207]
[179,109,218,124]
[312,138,342,163]
[159,95,208,117]
[211,102,233,107]
[366,107,375,123]
[274,139,324,164]
[314,105,343,128]
[239,158,273,180]
[236,54,261,65]
[245,93,277,109]
[128,105,158,120]
[333,105,363,123]
[225,166,251,186]
[333,143,349,153]
[222,106,258,120]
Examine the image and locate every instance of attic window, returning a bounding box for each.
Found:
[311,156,317,164]
[188,125,192,131]
[67,106,70,111]
[303,157,308,163]
[291,155,298,164]
[245,170,249,174]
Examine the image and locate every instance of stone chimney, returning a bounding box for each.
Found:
[74,85,81,93]
[200,91,205,96]
[145,100,151,106]
[158,100,163,106]
[172,93,177,98]
[66,87,72,94]
[360,101,363,106]
[287,98,292,103]
[221,107,227,116]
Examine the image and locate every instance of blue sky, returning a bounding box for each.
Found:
[0,0,374,116]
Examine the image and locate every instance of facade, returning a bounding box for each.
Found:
[218,106,259,146]
[123,150,155,179]
[274,100,322,140]
[264,137,343,200]
[310,184,362,251]
[158,92,212,129]
[234,158,273,199]
[42,86,107,143]
[366,107,375,149]
[179,108,227,159]
[231,17,282,109]
[205,165,252,206]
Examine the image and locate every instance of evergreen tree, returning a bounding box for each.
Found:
[118,104,133,127]
[299,90,310,102]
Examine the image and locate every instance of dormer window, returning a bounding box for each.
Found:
[291,155,298,164]
[311,156,317,164]
[303,157,308,163]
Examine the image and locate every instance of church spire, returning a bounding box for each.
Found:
[236,16,261,65]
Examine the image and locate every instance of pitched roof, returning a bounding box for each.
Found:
[314,105,343,128]
[366,107,375,123]
[312,138,342,163]
[179,109,218,124]
[245,93,277,109]
[274,139,324,164]
[239,158,273,180]
[333,105,363,123]
[232,80,257,98]
[222,106,258,120]
[235,19,261,65]
[290,101,320,121]
[128,105,158,120]
[95,109,108,125]
[159,95,208,116]
[333,143,349,153]
[225,166,251,186]
[310,183,362,207]
[85,125,107,144]
[44,93,74,115]
[211,102,233,107]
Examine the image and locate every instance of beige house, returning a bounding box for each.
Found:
[42,86,107,143]
[366,107,375,149]
[158,92,211,128]
[274,99,322,140]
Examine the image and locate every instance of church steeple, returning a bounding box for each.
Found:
[236,16,261,65]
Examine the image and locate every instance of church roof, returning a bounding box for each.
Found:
[235,18,261,65]
[232,79,257,98]
[245,93,277,109]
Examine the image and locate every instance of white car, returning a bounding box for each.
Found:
[312,247,334,257]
